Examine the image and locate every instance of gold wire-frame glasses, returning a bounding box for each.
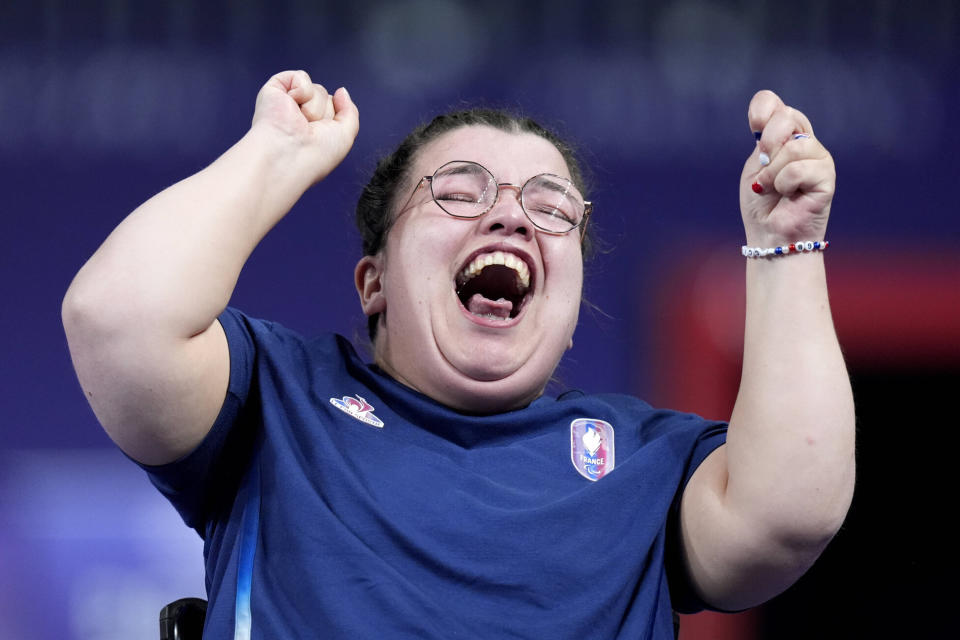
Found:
[397,160,592,238]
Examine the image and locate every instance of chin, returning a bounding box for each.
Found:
[433,345,564,413]
[380,341,554,414]
[445,344,531,381]
[433,373,548,415]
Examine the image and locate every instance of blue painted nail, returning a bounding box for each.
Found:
[753,131,762,141]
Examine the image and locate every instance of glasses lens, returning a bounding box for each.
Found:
[430,162,496,218]
[522,175,584,233]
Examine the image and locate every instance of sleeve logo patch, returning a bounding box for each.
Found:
[570,418,615,481]
[330,394,385,428]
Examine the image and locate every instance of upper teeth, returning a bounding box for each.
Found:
[458,251,530,289]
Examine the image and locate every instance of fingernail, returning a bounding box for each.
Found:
[751,182,764,194]
[793,133,809,140]
[758,152,770,166]
[753,131,762,141]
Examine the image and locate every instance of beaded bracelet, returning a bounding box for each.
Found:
[741,240,829,258]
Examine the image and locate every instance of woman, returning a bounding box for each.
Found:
[62,70,854,639]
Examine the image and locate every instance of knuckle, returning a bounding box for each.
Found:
[781,162,803,183]
[780,141,804,163]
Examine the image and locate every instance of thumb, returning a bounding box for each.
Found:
[747,90,784,137]
[332,87,360,137]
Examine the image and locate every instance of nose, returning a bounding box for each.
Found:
[482,184,531,239]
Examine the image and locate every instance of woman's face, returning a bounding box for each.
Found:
[355,125,584,413]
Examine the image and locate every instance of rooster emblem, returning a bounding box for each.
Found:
[330,394,384,428]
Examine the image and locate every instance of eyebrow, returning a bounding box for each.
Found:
[528,175,577,199]
[433,163,579,198]
[433,163,487,178]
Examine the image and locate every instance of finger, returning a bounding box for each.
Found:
[757,108,804,163]
[747,90,785,137]
[765,105,814,142]
[322,90,335,120]
[756,133,826,182]
[299,83,331,121]
[285,70,315,105]
[792,108,814,136]
[754,105,819,171]
[771,157,835,198]
[332,87,360,136]
[258,70,301,102]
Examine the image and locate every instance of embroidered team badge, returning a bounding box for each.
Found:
[570,418,615,481]
[329,394,385,428]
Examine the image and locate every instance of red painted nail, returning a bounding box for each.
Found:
[751,182,763,194]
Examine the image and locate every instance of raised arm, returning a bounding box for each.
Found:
[678,90,855,610]
[62,71,359,465]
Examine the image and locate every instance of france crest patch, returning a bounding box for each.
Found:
[570,418,615,481]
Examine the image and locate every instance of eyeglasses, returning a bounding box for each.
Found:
[399,160,592,236]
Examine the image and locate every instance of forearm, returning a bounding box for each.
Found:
[64,125,310,339]
[725,252,855,548]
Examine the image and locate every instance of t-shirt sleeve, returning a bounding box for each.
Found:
[681,419,727,489]
[664,414,728,613]
[135,307,260,535]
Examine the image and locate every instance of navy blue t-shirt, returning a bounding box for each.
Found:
[142,308,727,639]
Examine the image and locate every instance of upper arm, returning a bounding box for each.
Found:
[677,445,831,611]
[63,303,231,466]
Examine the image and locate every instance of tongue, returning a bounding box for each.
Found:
[466,293,514,319]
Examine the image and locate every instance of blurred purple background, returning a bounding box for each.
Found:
[1,1,957,638]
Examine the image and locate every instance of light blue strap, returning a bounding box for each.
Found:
[234,458,261,640]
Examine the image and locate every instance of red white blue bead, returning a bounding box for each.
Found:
[742,240,829,258]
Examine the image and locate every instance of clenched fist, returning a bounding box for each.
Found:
[740,90,835,248]
[251,70,360,186]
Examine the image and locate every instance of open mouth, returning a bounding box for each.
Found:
[455,250,532,321]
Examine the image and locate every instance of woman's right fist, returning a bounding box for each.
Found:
[252,70,360,184]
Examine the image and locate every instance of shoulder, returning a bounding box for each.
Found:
[556,390,722,433]
[555,389,653,413]
[218,306,359,366]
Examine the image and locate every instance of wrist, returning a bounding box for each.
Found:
[742,240,829,258]
[238,126,317,197]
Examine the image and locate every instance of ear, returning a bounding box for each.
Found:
[355,254,387,316]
